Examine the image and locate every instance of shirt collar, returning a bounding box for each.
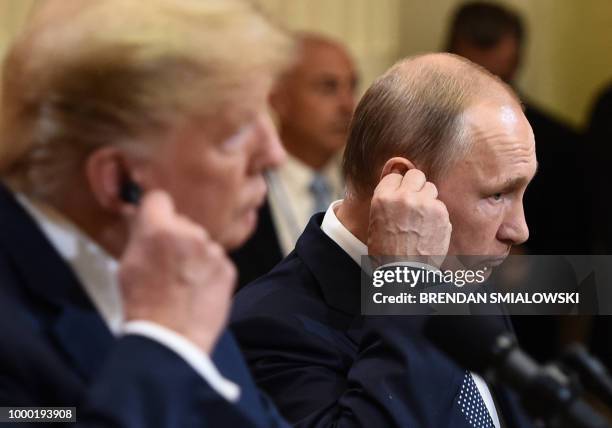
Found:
[15,194,123,334]
[279,153,343,193]
[320,199,367,267]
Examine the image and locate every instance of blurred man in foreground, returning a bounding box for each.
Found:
[231,33,357,288]
[0,0,293,426]
[232,53,535,427]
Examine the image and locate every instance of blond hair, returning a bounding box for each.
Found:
[342,53,519,196]
[0,0,293,199]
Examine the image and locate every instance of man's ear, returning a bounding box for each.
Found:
[84,146,139,213]
[379,157,417,181]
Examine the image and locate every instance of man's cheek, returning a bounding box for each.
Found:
[475,199,504,220]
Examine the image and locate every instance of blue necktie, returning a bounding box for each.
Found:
[458,371,495,428]
[309,173,332,214]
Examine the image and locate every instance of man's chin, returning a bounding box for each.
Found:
[444,254,509,271]
[223,209,259,251]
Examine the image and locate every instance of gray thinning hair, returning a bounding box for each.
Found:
[342,52,519,196]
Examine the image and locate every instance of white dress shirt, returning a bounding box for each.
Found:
[16,194,240,403]
[267,154,344,256]
[320,200,501,428]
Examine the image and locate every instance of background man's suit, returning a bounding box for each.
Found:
[0,185,288,428]
[231,213,534,427]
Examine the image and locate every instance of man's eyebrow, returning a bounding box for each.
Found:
[500,177,525,190]
[500,162,539,190]
[312,73,339,82]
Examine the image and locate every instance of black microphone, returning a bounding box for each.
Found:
[561,343,612,410]
[424,316,610,428]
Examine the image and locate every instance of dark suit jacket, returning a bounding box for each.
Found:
[230,201,283,290]
[585,83,612,372]
[0,184,288,428]
[523,102,587,254]
[231,214,533,428]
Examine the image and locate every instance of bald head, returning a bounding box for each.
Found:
[271,32,357,169]
[342,52,521,196]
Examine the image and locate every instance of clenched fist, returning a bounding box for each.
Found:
[368,166,452,265]
[119,190,236,354]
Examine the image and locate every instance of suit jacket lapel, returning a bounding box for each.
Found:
[0,184,114,381]
[295,213,362,316]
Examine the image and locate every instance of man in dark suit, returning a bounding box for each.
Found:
[0,190,287,427]
[232,53,537,427]
[0,0,293,426]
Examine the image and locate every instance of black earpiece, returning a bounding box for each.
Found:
[119,178,143,205]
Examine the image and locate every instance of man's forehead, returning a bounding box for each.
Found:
[295,42,354,75]
[464,100,533,148]
[459,102,536,181]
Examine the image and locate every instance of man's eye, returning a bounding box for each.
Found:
[490,193,503,202]
[317,80,338,94]
[221,122,254,151]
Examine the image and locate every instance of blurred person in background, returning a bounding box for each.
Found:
[231,32,358,289]
[586,82,612,253]
[446,1,589,364]
[0,0,294,426]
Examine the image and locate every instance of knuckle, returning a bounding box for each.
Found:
[144,226,172,247]
[414,169,426,181]
[425,181,439,194]
[407,169,426,183]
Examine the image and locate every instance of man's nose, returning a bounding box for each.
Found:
[497,202,530,246]
[251,113,286,173]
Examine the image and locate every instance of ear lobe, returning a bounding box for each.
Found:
[85,147,134,213]
[379,157,416,181]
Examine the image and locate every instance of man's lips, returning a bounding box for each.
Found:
[478,254,510,268]
[483,258,506,267]
[245,192,266,214]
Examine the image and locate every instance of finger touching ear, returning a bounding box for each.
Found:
[379,157,416,181]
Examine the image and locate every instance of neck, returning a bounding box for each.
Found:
[336,192,370,245]
[280,130,334,170]
[50,183,128,259]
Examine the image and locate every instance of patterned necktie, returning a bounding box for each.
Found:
[309,173,332,214]
[458,371,496,428]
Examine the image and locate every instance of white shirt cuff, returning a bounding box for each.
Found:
[122,321,241,403]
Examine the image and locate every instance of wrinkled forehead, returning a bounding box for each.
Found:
[460,101,536,183]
